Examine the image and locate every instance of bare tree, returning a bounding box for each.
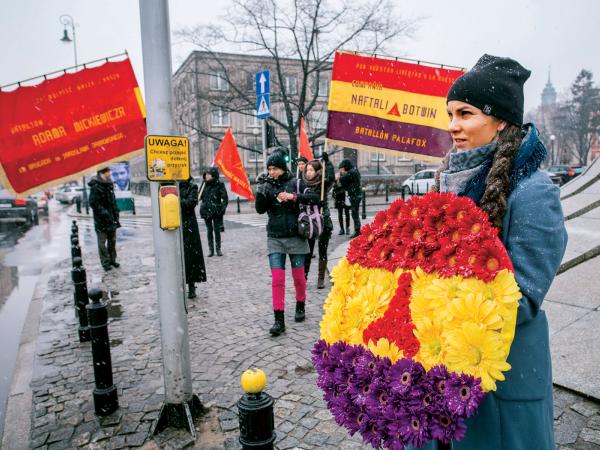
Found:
[175,0,417,160]
[552,70,600,165]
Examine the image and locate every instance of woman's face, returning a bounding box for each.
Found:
[268,166,285,179]
[305,165,316,180]
[447,101,507,151]
[297,161,306,172]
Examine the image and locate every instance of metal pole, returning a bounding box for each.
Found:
[139,0,201,437]
[261,119,267,170]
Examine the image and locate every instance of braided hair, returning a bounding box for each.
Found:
[433,123,523,231]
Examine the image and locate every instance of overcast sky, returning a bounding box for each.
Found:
[1,0,598,114]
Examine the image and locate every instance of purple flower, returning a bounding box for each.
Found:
[389,358,426,397]
[340,344,367,370]
[398,411,431,448]
[430,410,467,443]
[445,373,485,417]
[361,413,384,448]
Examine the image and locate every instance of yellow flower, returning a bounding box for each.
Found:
[447,292,503,331]
[445,322,511,391]
[413,318,445,370]
[367,337,404,363]
[489,269,521,314]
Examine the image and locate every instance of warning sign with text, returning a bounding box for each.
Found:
[145,135,190,181]
[0,57,146,195]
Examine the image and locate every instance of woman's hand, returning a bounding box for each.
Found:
[277,192,295,202]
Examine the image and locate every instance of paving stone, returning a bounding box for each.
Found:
[555,410,588,445]
[71,431,91,447]
[570,401,599,418]
[126,431,149,447]
[580,427,600,446]
[47,426,74,443]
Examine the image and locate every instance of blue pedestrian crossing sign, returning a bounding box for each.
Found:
[255,70,271,119]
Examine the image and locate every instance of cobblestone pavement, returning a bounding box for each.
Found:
[12,217,600,449]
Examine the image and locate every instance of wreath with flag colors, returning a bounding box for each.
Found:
[312,192,521,449]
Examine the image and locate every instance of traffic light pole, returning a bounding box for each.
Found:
[139,0,201,438]
[261,119,267,171]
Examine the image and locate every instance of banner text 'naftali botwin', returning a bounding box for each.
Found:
[326,52,464,163]
[0,58,146,195]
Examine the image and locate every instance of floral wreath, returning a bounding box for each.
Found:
[312,192,521,449]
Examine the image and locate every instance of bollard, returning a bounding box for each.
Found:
[237,196,241,214]
[86,288,119,416]
[75,196,82,214]
[401,186,406,201]
[71,257,90,342]
[132,198,136,216]
[416,183,420,196]
[71,220,79,238]
[361,189,366,220]
[385,184,389,203]
[71,236,82,267]
[238,369,275,450]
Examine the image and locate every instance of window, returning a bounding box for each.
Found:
[209,71,228,91]
[317,77,329,97]
[246,111,260,128]
[211,108,230,127]
[370,152,386,162]
[247,142,263,162]
[309,110,328,130]
[284,75,297,95]
[246,73,255,92]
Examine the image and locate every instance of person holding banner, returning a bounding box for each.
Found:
[408,55,567,450]
[302,159,334,289]
[337,159,362,237]
[88,168,121,271]
[255,150,319,336]
[200,167,229,257]
[179,177,207,299]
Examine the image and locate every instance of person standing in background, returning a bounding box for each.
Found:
[200,167,229,257]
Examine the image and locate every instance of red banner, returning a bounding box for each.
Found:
[214,128,255,202]
[0,58,146,195]
[298,117,315,161]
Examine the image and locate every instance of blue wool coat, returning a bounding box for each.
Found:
[415,129,568,450]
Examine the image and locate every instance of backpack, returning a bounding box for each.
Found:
[297,179,323,239]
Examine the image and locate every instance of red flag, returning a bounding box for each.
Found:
[214,128,255,202]
[298,117,314,160]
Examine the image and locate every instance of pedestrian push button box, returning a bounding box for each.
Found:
[159,185,181,230]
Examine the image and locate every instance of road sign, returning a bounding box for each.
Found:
[255,70,271,119]
[145,135,190,181]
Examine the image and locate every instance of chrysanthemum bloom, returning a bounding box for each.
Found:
[313,192,520,449]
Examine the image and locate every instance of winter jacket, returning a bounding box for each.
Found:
[179,180,206,283]
[332,181,347,210]
[88,176,120,233]
[339,167,362,202]
[255,171,319,238]
[416,125,568,450]
[200,168,228,219]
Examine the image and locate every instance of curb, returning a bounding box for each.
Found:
[1,265,53,450]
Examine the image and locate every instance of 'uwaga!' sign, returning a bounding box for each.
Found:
[0,57,147,195]
[326,51,464,163]
[145,135,190,181]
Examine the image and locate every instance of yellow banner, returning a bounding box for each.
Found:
[328,80,450,131]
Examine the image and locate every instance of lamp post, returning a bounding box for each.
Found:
[377,153,381,175]
[252,127,260,178]
[59,14,89,215]
[550,135,556,165]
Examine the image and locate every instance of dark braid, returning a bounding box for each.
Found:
[479,124,523,231]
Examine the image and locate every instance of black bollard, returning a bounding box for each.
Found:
[71,257,90,342]
[237,196,241,214]
[238,392,275,449]
[71,220,79,238]
[86,288,119,416]
[71,236,82,267]
[385,184,389,203]
[132,198,136,216]
[75,196,82,214]
[361,189,366,220]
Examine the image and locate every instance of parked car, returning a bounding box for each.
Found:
[55,186,85,204]
[546,165,570,185]
[31,192,49,213]
[0,189,39,225]
[401,169,436,195]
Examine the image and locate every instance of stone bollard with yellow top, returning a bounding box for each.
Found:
[237,368,276,449]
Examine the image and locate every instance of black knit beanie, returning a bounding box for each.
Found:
[447,54,531,125]
[266,153,288,171]
[339,159,353,170]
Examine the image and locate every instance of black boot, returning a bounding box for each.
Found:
[317,260,327,289]
[295,301,305,322]
[188,283,196,299]
[269,310,286,336]
[216,246,223,257]
[338,228,345,235]
[207,230,215,257]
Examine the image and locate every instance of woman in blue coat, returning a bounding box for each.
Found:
[415,55,568,449]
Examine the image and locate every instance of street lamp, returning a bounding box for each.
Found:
[59,14,89,214]
[550,135,556,165]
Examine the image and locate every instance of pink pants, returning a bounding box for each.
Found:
[271,268,306,311]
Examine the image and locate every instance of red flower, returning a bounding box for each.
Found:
[400,219,427,245]
[445,197,478,224]
[469,239,513,281]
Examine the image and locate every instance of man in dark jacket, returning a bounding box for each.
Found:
[200,167,228,257]
[338,159,362,237]
[180,177,207,298]
[88,167,121,271]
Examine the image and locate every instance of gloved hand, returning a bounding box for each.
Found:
[256,172,268,184]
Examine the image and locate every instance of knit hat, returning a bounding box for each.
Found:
[339,159,354,170]
[267,153,288,171]
[447,54,531,125]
